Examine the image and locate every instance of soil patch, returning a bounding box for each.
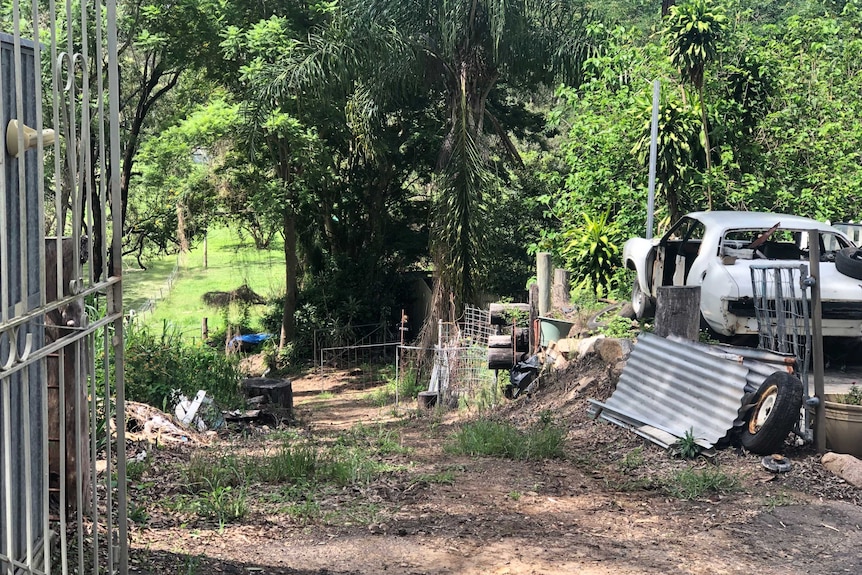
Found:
[129,353,862,575]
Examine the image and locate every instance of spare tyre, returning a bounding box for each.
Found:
[836,247,862,280]
[739,372,803,454]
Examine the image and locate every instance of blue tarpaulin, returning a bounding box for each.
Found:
[229,333,273,347]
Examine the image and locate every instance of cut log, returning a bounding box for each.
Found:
[488,347,515,370]
[654,286,701,341]
[489,302,531,326]
[241,378,293,409]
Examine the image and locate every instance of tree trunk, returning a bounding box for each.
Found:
[280,207,298,349]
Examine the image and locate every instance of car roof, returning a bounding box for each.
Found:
[686,211,842,233]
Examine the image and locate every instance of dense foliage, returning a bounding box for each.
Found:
[119,0,862,336]
[124,324,242,410]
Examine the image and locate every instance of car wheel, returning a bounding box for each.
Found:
[632,280,655,319]
[835,247,862,280]
[739,372,803,455]
[587,302,624,330]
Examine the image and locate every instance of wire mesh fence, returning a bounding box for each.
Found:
[313,306,500,410]
[317,342,400,390]
[749,263,812,439]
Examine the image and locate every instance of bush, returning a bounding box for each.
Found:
[125,322,242,410]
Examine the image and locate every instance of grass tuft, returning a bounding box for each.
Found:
[445,416,565,460]
[663,466,740,500]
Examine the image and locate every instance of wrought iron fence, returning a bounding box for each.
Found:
[1,1,125,573]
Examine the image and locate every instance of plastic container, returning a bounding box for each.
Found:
[824,395,862,458]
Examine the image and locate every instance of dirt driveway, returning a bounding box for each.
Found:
[131,357,862,575]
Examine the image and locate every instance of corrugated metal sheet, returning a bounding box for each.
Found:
[591,332,771,449]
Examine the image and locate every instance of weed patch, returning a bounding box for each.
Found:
[445,417,565,460]
[663,466,740,500]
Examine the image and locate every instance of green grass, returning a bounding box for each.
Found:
[663,466,741,500]
[123,227,285,339]
[445,416,566,460]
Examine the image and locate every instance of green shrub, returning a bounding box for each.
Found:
[125,322,242,410]
[560,210,622,299]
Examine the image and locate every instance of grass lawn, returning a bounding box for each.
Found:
[123,227,285,340]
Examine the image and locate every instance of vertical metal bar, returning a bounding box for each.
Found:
[0,23,6,330]
[2,370,12,575]
[74,339,85,575]
[58,350,68,575]
[800,263,812,440]
[808,230,826,453]
[26,0,52,568]
[774,268,787,353]
[50,0,63,239]
[12,0,30,313]
[106,0,129,567]
[87,328,100,573]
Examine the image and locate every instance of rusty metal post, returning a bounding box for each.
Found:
[808,230,826,453]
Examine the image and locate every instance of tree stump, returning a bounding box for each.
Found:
[552,268,571,311]
[654,286,701,341]
[241,378,293,409]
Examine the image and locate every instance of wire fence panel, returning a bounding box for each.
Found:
[318,343,399,390]
[750,263,812,440]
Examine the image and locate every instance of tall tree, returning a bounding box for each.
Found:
[266,0,603,332]
[664,0,725,210]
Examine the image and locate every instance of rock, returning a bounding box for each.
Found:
[555,338,579,356]
[821,452,862,488]
[546,346,569,370]
[597,338,634,364]
[578,335,605,359]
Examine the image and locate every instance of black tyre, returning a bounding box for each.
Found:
[587,302,624,330]
[836,247,862,280]
[740,372,803,454]
[632,280,655,319]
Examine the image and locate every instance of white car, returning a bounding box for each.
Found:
[623,211,862,337]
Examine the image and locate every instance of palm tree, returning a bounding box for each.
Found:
[263,0,603,331]
[664,0,726,210]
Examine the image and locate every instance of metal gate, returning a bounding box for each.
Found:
[1,0,126,573]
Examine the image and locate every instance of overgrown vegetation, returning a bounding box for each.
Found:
[445,413,565,460]
[158,431,400,529]
[124,322,242,410]
[663,466,741,500]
